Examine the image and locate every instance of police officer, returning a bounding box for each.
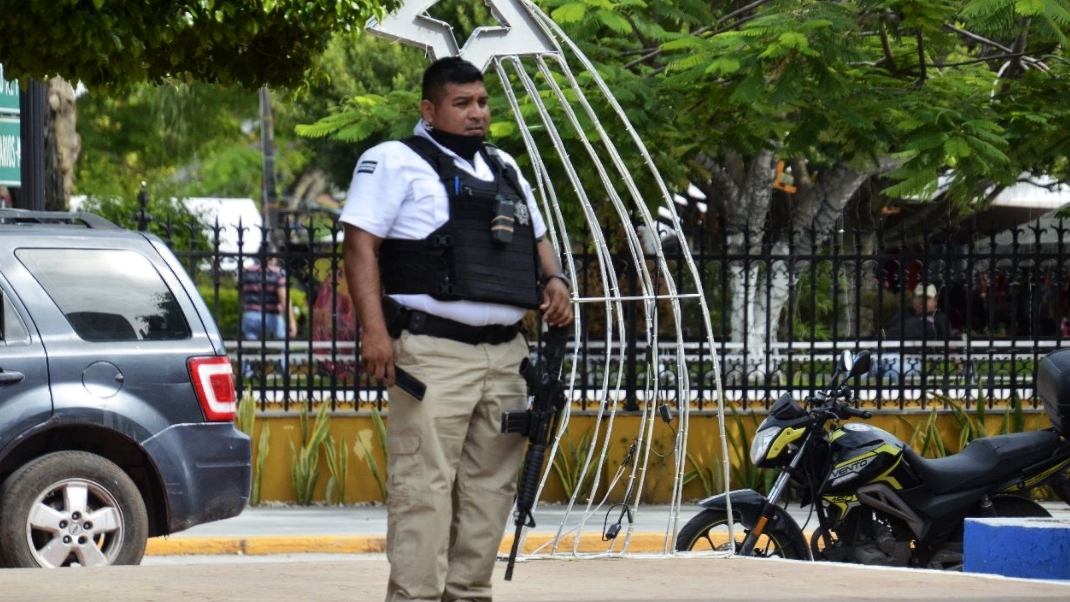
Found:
[340,57,573,602]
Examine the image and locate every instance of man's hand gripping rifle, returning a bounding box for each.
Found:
[500,326,569,581]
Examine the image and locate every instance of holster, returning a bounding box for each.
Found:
[381,297,409,339]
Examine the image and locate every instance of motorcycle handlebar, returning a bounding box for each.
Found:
[839,405,872,420]
[810,398,872,422]
[811,383,872,421]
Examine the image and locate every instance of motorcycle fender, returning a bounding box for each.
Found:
[697,489,804,536]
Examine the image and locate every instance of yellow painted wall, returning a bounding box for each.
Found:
[246,409,1053,505]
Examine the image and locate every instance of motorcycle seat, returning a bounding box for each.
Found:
[902,430,1061,495]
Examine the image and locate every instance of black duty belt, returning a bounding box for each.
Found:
[382,298,521,346]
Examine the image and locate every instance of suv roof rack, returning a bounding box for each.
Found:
[0,209,122,230]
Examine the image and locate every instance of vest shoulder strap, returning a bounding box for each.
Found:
[401,136,456,178]
[401,137,525,197]
[481,144,525,198]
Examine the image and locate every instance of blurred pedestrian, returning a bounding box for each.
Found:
[240,255,296,377]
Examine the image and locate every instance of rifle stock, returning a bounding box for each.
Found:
[501,326,569,581]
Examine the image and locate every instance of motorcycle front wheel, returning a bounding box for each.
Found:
[675,509,809,559]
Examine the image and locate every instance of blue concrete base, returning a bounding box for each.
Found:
[964,517,1070,580]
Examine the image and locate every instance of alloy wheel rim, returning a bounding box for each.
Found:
[24,478,125,567]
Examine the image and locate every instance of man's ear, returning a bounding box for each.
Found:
[420,99,435,126]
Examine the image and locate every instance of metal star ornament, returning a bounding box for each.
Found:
[366,0,555,71]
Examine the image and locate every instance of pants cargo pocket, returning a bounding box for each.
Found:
[387,435,424,495]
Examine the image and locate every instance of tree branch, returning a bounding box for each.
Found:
[944,23,1015,54]
[931,52,1026,68]
[878,20,898,75]
[624,0,772,71]
[915,28,926,85]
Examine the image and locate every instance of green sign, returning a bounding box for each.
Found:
[0,117,20,187]
[0,64,18,115]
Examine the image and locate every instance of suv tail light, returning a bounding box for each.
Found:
[188,356,237,421]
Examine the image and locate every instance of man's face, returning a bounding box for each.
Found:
[420,81,489,137]
[914,295,937,313]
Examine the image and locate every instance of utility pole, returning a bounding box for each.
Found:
[3,75,47,211]
[259,86,279,250]
[18,80,46,210]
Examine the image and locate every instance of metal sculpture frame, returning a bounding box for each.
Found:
[368,0,733,560]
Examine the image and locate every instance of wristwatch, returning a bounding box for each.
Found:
[545,273,571,290]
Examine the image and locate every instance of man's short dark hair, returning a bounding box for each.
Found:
[422,57,484,104]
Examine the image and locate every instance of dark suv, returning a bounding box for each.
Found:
[0,210,251,568]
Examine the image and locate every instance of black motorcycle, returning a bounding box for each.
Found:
[675,349,1070,569]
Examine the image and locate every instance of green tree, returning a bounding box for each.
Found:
[275,31,426,199]
[75,82,286,221]
[293,1,1070,357]
[544,0,1070,355]
[0,0,399,90]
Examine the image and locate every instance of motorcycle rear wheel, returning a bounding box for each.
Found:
[675,509,809,559]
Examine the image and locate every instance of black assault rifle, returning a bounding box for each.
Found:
[500,325,570,581]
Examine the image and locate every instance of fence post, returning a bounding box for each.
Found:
[135,181,152,232]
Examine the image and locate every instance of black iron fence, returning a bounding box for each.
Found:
[158,212,1070,413]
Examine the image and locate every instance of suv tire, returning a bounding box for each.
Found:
[0,451,148,567]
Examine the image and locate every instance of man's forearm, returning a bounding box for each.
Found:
[537,238,564,279]
[343,226,387,335]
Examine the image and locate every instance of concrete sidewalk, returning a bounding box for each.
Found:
[16,555,1070,601]
[147,503,686,556]
[147,502,1070,557]
[119,504,1070,602]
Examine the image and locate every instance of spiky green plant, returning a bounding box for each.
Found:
[323,434,349,505]
[944,395,988,450]
[683,451,723,498]
[354,408,388,503]
[251,422,269,506]
[235,389,257,436]
[726,407,769,492]
[289,402,332,506]
[902,410,947,458]
[235,389,269,506]
[552,429,598,501]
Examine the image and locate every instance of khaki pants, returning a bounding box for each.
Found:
[385,331,529,602]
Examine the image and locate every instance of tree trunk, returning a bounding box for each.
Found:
[44,77,79,210]
[702,151,900,381]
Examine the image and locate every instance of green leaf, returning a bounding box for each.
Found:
[729,72,766,105]
[778,31,809,50]
[944,136,971,158]
[907,132,949,151]
[596,9,633,34]
[704,57,741,76]
[660,36,705,52]
[1015,0,1045,16]
[489,121,516,139]
[551,2,588,23]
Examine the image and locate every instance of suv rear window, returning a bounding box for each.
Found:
[17,249,192,342]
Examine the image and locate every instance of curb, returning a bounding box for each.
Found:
[146,532,676,557]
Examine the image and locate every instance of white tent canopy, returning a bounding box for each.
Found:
[182,197,262,271]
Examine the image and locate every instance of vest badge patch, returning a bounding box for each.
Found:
[514,200,530,226]
[357,160,378,174]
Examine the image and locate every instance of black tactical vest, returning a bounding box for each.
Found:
[378,136,542,309]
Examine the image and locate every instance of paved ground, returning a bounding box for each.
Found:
[6,503,1067,601]
[146,501,1070,556]
[8,555,1070,601]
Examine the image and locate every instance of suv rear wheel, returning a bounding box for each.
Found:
[0,451,148,567]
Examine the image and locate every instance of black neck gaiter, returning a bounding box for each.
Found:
[428,128,485,163]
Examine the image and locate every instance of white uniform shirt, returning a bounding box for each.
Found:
[340,120,547,326]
